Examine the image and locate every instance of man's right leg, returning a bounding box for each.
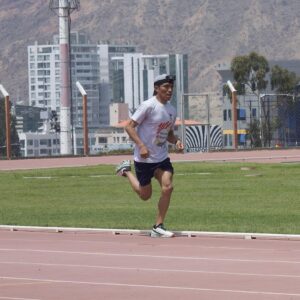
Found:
[116,160,152,200]
[125,171,152,200]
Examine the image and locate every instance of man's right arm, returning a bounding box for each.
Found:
[125,119,149,159]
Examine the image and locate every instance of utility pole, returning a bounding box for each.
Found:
[76,81,89,156]
[0,84,11,159]
[50,0,80,155]
[227,80,238,150]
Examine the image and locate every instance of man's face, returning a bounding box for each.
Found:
[155,82,174,103]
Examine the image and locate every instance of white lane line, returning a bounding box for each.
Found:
[2,237,299,253]
[176,172,211,175]
[0,248,299,264]
[0,297,40,300]
[1,234,299,253]
[0,261,299,279]
[1,276,299,297]
[22,173,210,179]
[23,177,55,179]
[174,155,300,163]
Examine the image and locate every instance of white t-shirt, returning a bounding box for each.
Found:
[131,96,177,163]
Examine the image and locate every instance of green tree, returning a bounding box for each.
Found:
[271,65,299,94]
[0,98,20,158]
[228,52,270,147]
[248,119,261,148]
[231,51,269,96]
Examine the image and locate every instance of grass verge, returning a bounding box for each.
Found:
[0,162,299,234]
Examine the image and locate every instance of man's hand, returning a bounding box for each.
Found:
[175,140,184,152]
[139,144,150,159]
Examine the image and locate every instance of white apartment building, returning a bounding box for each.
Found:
[98,44,136,125]
[92,103,132,154]
[19,130,99,157]
[28,42,60,111]
[28,32,100,129]
[28,35,136,128]
[27,32,189,156]
[114,53,188,117]
[19,132,60,157]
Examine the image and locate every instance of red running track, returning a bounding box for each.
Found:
[0,150,299,299]
[0,149,300,171]
[0,230,299,300]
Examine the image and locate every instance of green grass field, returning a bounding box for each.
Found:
[0,162,299,234]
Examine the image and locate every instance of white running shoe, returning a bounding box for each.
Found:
[116,160,131,176]
[150,223,175,238]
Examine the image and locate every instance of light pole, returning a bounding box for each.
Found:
[227,80,238,150]
[76,81,89,156]
[0,84,11,159]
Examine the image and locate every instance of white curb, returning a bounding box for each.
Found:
[0,225,299,241]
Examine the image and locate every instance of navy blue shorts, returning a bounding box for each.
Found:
[134,157,174,186]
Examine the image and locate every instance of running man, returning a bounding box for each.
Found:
[116,74,184,237]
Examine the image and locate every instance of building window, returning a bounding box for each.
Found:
[252,108,257,118]
[228,109,232,121]
[40,149,50,155]
[238,134,246,145]
[224,134,233,146]
[40,139,48,146]
[223,110,227,121]
[98,137,107,143]
[76,138,83,146]
[237,109,246,121]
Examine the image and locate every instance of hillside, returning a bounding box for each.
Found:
[1,0,300,122]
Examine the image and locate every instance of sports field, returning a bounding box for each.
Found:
[0,161,299,234]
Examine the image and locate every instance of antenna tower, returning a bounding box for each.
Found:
[49,0,80,155]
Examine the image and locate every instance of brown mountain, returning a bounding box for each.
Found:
[1,0,300,117]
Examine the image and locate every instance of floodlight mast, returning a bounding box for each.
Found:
[49,0,80,155]
[76,81,89,156]
[0,84,11,159]
[227,80,238,150]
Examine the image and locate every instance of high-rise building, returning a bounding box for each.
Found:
[28,41,60,111]
[28,32,100,129]
[98,44,136,125]
[114,53,188,118]
[28,36,136,128]
[27,33,189,155]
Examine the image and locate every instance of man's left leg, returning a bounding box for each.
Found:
[150,169,174,237]
[155,169,173,225]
